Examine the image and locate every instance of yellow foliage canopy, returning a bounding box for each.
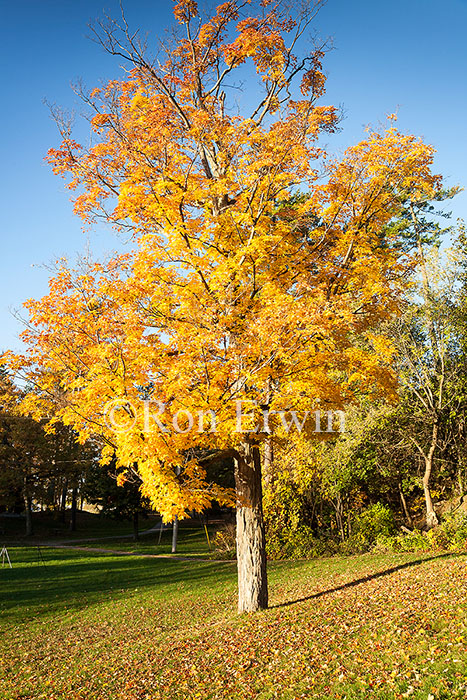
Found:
[4,0,442,519]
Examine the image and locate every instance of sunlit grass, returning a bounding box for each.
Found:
[1,546,466,699]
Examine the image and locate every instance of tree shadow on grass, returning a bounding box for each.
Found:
[271,551,467,609]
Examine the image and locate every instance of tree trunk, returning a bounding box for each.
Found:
[398,480,413,528]
[423,422,439,529]
[234,440,268,613]
[335,493,345,542]
[423,465,439,529]
[69,487,77,532]
[410,207,442,531]
[25,494,33,537]
[171,515,178,553]
[263,436,274,488]
[60,479,68,523]
[133,511,139,542]
[158,518,164,545]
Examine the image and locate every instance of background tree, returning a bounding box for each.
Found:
[83,457,151,540]
[0,369,94,534]
[392,244,463,528]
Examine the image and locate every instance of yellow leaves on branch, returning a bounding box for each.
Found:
[116,470,129,486]
[173,0,198,24]
[91,113,112,129]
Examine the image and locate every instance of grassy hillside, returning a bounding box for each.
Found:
[0,546,466,699]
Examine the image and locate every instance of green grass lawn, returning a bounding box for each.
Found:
[0,546,466,699]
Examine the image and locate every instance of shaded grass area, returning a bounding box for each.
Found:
[0,546,235,625]
[0,511,221,559]
[0,547,466,699]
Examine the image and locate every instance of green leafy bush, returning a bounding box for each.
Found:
[374,529,430,553]
[374,513,467,553]
[432,512,467,549]
[266,523,333,560]
[342,503,396,554]
[263,478,332,559]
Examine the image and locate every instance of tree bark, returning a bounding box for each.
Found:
[423,422,439,529]
[234,440,268,613]
[423,465,439,529]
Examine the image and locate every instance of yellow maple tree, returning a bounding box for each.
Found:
[4,0,442,611]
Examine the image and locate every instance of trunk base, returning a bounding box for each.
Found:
[235,441,268,614]
[426,509,439,530]
[236,505,268,612]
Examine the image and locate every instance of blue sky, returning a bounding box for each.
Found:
[1,0,467,351]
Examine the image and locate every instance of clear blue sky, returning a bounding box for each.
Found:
[1,0,467,352]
